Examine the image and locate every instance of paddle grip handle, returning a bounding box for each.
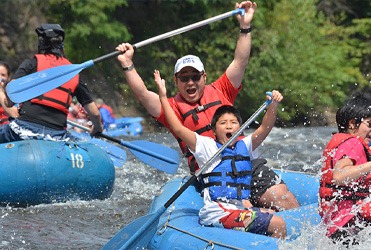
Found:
[265,91,273,106]
[93,50,122,65]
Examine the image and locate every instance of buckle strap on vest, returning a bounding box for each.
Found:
[324,195,368,202]
[177,124,212,145]
[203,182,250,197]
[182,101,222,121]
[195,124,212,135]
[320,182,371,194]
[37,86,72,109]
[221,155,250,177]
[201,170,252,179]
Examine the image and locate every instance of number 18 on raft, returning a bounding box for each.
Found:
[70,153,84,169]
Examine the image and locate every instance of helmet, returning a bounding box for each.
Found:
[35,24,65,40]
[36,24,65,53]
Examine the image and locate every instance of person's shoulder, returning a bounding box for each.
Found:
[342,137,364,147]
[195,133,214,144]
[19,58,37,68]
[14,58,37,79]
[337,137,365,154]
[211,72,235,87]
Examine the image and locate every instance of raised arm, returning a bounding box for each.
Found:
[226,1,257,89]
[154,70,197,151]
[251,90,283,151]
[116,43,162,118]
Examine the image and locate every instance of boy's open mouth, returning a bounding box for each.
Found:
[226,133,232,139]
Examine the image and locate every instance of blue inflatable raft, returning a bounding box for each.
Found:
[105,117,143,137]
[0,140,115,206]
[146,170,320,250]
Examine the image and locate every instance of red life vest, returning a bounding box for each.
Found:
[101,104,115,118]
[31,54,79,114]
[319,133,371,221]
[173,85,234,173]
[0,107,9,125]
[75,104,89,120]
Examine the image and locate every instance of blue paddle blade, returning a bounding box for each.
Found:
[101,213,158,250]
[122,140,179,174]
[90,138,127,168]
[6,60,94,103]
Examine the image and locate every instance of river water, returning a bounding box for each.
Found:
[1,126,370,250]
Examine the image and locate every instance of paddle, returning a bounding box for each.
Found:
[102,92,273,250]
[67,120,179,174]
[6,8,245,104]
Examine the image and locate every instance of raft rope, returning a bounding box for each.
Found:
[156,177,244,250]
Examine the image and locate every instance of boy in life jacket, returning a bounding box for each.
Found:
[319,90,371,244]
[0,24,103,143]
[116,1,300,213]
[154,70,286,238]
[0,61,18,125]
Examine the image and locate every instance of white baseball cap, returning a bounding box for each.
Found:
[174,55,205,75]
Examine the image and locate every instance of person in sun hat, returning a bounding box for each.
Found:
[0,24,103,143]
[115,1,300,212]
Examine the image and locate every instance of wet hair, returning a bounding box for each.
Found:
[0,61,11,75]
[36,24,65,58]
[211,105,242,130]
[336,90,371,133]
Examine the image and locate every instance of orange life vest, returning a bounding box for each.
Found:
[75,104,89,120]
[319,133,371,220]
[31,54,79,114]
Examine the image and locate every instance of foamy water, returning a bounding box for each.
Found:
[1,126,370,249]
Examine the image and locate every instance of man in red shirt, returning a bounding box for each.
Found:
[115,1,299,211]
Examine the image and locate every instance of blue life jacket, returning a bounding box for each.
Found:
[201,140,252,200]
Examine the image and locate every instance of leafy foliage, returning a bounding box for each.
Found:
[39,0,371,126]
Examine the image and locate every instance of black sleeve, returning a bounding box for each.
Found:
[13,58,37,79]
[74,79,94,107]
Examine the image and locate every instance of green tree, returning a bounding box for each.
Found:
[236,0,367,125]
[46,0,131,76]
[36,0,371,126]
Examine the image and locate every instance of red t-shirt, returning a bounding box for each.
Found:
[156,72,241,139]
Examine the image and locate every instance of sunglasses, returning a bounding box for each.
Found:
[176,73,204,83]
